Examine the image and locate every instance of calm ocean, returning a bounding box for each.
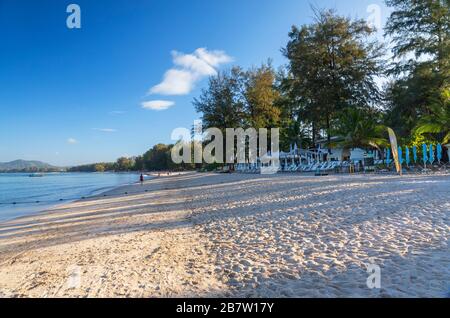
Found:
[0,172,144,221]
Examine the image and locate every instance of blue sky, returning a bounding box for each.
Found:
[0,0,389,166]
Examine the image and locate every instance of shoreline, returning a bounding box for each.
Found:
[0,172,156,223]
[0,172,448,297]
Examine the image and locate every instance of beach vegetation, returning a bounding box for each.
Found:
[415,87,450,144]
[329,108,388,155]
[283,8,384,148]
[70,1,450,170]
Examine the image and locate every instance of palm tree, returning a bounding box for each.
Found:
[415,88,450,144]
[330,108,389,159]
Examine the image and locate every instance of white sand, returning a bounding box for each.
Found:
[0,172,448,297]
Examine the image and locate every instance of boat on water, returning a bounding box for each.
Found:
[29,173,44,177]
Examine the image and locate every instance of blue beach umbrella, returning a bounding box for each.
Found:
[405,147,410,166]
[398,146,403,164]
[437,144,443,163]
[422,144,428,164]
[386,148,391,165]
[413,145,418,163]
[429,144,435,164]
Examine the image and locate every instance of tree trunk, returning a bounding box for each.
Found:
[312,121,316,148]
[326,113,332,154]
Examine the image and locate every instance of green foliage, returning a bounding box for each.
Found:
[133,156,145,171]
[193,67,246,132]
[405,132,434,148]
[143,144,175,171]
[194,63,283,131]
[415,87,450,144]
[68,162,115,172]
[383,0,449,142]
[283,8,384,145]
[243,63,281,129]
[115,157,135,171]
[330,108,388,153]
[383,65,442,138]
[385,0,450,79]
[68,145,179,172]
[94,164,105,172]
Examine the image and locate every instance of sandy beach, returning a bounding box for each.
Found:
[0,172,448,298]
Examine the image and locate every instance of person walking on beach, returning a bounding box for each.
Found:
[140,173,144,185]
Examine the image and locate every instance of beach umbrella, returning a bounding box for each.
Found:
[398,146,403,164]
[437,144,443,163]
[429,144,435,164]
[422,144,428,164]
[289,144,293,154]
[405,147,410,166]
[294,143,298,155]
[386,148,391,165]
[413,145,418,163]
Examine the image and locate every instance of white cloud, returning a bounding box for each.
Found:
[150,69,195,95]
[194,48,233,68]
[172,50,217,76]
[141,100,175,111]
[149,48,233,95]
[92,128,117,133]
[67,138,78,144]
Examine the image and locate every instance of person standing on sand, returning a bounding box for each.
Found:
[140,173,144,185]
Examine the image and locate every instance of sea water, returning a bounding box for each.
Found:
[0,172,143,221]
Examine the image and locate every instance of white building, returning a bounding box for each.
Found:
[315,137,377,162]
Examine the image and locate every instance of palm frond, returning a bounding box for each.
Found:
[415,122,445,135]
[443,131,450,145]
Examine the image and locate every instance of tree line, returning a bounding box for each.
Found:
[68,144,180,172]
[71,1,449,171]
[195,2,449,161]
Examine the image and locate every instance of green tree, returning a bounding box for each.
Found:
[284,9,384,147]
[143,144,173,171]
[194,67,246,131]
[275,67,313,151]
[385,0,449,81]
[383,0,450,143]
[243,63,281,129]
[383,65,441,138]
[133,155,145,171]
[194,67,246,163]
[116,157,134,171]
[415,88,450,144]
[94,163,105,172]
[331,108,388,158]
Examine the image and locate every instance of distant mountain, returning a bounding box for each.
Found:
[0,160,59,172]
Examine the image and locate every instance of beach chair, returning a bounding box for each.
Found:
[327,162,338,172]
[309,163,320,172]
[323,162,334,171]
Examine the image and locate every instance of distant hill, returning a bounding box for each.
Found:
[0,160,59,172]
